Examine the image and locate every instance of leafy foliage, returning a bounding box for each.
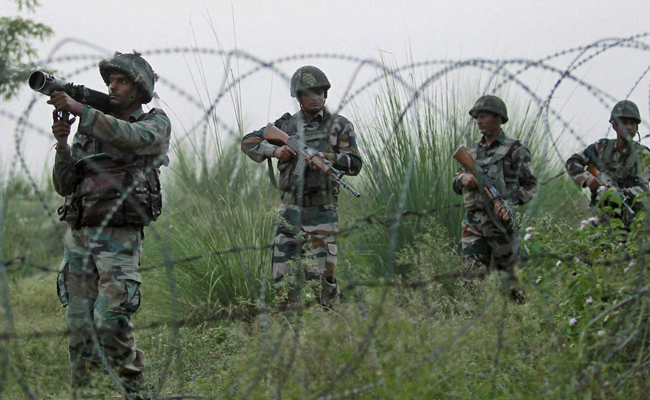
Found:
[0,1,53,100]
[521,205,650,396]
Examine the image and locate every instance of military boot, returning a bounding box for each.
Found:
[122,372,153,400]
[501,274,526,305]
[318,276,341,310]
[70,360,94,396]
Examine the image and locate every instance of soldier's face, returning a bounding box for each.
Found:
[475,112,501,136]
[107,73,136,107]
[298,88,326,115]
[612,117,639,140]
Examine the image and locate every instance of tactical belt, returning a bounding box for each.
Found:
[282,193,337,207]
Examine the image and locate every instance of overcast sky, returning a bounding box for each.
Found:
[2,0,650,174]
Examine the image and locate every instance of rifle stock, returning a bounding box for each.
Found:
[586,164,600,179]
[263,124,331,173]
[453,145,478,174]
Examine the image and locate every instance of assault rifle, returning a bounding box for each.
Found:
[453,145,516,228]
[262,123,360,197]
[28,71,112,119]
[586,164,636,218]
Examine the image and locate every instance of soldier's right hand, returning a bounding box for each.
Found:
[273,145,296,163]
[461,173,478,190]
[585,176,600,193]
[52,110,76,149]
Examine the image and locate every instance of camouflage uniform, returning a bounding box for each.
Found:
[566,100,649,224]
[53,53,170,390]
[453,131,537,275]
[241,107,362,304]
[565,140,650,214]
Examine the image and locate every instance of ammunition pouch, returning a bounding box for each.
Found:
[58,196,82,228]
[60,167,162,228]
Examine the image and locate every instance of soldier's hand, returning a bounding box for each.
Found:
[273,145,296,163]
[493,200,508,221]
[461,173,478,190]
[307,152,332,170]
[585,176,600,193]
[51,110,76,149]
[47,91,84,116]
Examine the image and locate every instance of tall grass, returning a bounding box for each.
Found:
[145,138,278,319]
[344,68,589,278]
[148,66,590,312]
[0,170,65,279]
[2,57,644,399]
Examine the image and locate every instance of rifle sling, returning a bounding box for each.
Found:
[267,158,278,188]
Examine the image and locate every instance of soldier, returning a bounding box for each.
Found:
[452,95,537,301]
[566,100,649,225]
[241,66,362,307]
[49,51,170,399]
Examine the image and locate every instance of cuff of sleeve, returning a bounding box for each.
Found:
[55,146,73,161]
[334,153,349,170]
[261,142,278,158]
[452,177,464,194]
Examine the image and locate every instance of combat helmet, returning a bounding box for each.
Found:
[99,51,158,104]
[469,95,509,123]
[290,66,331,97]
[609,100,641,124]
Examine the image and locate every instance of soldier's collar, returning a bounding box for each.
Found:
[479,130,506,146]
[128,107,145,122]
[495,130,506,144]
[300,107,327,123]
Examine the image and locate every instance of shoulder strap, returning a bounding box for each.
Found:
[476,138,518,167]
[267,158,278,188]
[468,142,479,159]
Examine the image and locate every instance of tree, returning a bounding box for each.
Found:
[0,0,53,100]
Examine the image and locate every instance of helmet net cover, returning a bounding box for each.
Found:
[469,95,509,123]
[290,66,331,98]
[99,51,158,104]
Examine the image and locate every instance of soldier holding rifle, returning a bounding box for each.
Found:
[241,66,362,307]
[565,100,649,226]
[453,95,537,301]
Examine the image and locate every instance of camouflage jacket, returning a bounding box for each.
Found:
[565,138,650,200]
[453,131,537,211]
[53,105,171,196]
[52,105,171,227]
[241,107,362,198]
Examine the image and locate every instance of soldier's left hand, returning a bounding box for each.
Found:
[461,173,478,190]
[47,91,85,117]
[51,110,76,149]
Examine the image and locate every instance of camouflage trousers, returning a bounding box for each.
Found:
[461,210,520,277]
[273,203,339,303]
[56,225,146,388]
